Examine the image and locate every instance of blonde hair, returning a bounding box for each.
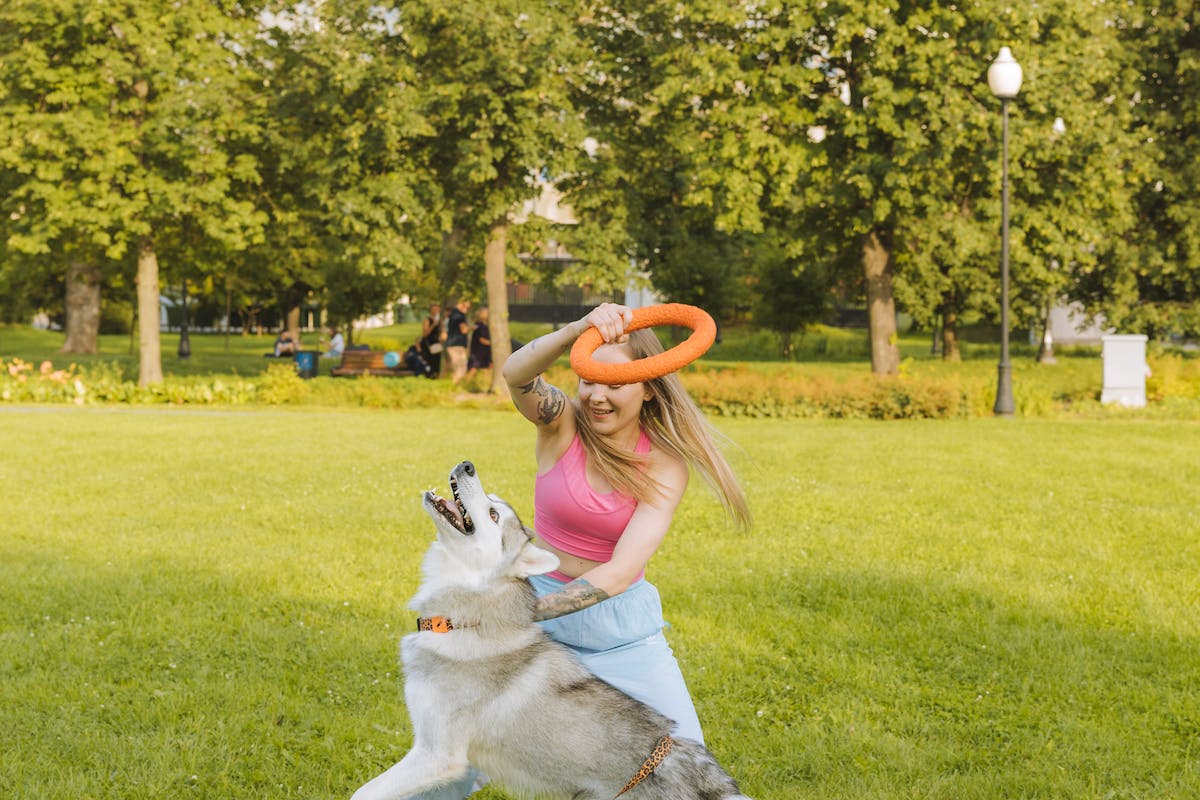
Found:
[573,329,751,530]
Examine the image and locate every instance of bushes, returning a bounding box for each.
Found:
[672,364,976,419]
[545,362,981,420]
[5,354,1200,419]
[1147,352,1200,401]
[0,357,500,411]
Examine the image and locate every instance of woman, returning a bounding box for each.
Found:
[506,302,750,730]
[410,303,749,800]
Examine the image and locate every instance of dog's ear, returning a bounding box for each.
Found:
[513,539,560,578]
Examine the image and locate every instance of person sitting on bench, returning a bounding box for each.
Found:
[322,326,345,359]
[273,330,299,357]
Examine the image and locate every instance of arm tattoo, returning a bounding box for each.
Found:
[533,578,610,622]
[518,376,567,425]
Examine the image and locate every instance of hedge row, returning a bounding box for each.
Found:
[4,355,1199,420]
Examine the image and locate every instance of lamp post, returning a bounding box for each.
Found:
[177,276,191,359]
[988,47,1022,416]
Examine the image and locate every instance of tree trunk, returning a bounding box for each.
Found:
[863,231,899,376]
[941,310,962,362]
[60,261,101,354]
[440,220,468,294]
[1036,307,1057,364]
[136,237,164,385]
[485,218,513,399]
[286,305,301,349]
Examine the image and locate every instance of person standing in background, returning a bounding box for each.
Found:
[465,307,492,384]
[444,299,471,384]
[419,302,444,378]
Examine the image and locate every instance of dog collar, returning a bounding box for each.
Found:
[616,734,674,797]
[416,616,456,633]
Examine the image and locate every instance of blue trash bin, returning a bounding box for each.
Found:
[294,350,318,379]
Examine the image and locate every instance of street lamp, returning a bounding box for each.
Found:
[988,46,1022,416]
[177,276,191,359]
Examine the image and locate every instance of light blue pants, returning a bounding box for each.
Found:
[402,575,703,800]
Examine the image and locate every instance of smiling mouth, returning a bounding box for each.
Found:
[428,475,474,534]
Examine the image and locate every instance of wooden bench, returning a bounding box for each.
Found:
[330,349,416,378]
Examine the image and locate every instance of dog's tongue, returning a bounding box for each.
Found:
[436,496,460,522]
[434,494,472,532]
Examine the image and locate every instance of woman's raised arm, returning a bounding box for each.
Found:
[502,304,632,428]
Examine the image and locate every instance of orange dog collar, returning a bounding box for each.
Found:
[415,616,455,633]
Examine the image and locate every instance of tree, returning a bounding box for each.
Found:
[1117,0,1200,337]
[62,262,102,353]
[252,2,433,344]
[791,1,1149,373]
[753,232,837,357]
[1002,3,1146,353]
[570,2,821,334]
[404,0,594,396]
[803,2,989,375]
[0,1,267,383]
[0,2,139,354]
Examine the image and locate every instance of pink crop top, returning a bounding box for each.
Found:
[534,431,651,567]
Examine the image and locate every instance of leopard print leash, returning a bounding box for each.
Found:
[615,734,674,797]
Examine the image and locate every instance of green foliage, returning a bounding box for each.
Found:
[1118,0,1200,337]
[678,364,979,420]
[1146,351,1200,401]
[0,355,488,410]
[2,0,1199,365]
[250,1,432,325]
[569,2,819,321]
[405,0,596,294]
[0,0,270,374]
[0,0,269,255]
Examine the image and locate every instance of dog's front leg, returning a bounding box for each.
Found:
[350,747,470,800]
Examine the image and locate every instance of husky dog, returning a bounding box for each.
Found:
[352,460,751,800]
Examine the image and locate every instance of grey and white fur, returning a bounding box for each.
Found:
[351,460,751,800]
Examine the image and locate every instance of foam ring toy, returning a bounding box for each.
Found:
[570,303,716,384]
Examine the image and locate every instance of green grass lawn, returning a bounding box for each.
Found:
[2,407,1197,799]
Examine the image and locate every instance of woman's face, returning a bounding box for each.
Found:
[577,344,650,436]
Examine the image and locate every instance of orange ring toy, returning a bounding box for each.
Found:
[570,303,716,384]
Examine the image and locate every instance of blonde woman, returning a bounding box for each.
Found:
[505,303,749,732]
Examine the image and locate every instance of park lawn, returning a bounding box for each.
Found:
[1,407,1197,799]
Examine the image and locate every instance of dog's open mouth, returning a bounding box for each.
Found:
[429,475,474,534]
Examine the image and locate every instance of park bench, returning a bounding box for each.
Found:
[330,349,416,378]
